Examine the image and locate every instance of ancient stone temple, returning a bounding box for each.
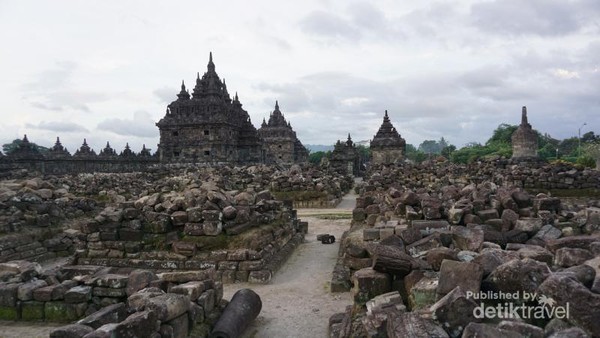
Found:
[329,134,362,176]
[258,101,309,164]
[370,110,406,164]
[511,106,538,159]
[156,53,263,163]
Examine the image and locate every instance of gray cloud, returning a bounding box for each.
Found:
[299,10,360,42]
[470,0,599,36]
[153,86,176,103]
[25,121,89,133]
[96,111,156,138]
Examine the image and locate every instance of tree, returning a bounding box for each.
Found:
[441,144,456,158]
[2,138,49,155]
[418,137,449,155]
[486,123,517,146]
[405,144,426,163]
[308,151,329,165]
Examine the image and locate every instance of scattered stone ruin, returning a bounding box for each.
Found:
[511,106,539,160]
[370,110,406,164]
[329,161,600,337]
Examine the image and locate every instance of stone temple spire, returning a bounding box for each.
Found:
[521,106,530,127]
[177,80,190,100]
[207,52,215,72]
[511,105,538,159]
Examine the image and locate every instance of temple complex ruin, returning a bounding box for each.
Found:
[511,106,538,159]
[329,134,362,176]
[370,110,406,164]
[258,101,309,165]
[156,53,263,164]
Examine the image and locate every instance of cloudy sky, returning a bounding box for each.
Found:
[1,0,599,154]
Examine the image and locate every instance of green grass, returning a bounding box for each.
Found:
[271,190,328,201]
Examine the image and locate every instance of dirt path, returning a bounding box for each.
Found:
[223,185,358,338]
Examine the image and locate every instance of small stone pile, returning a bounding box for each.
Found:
[0,260,224,337]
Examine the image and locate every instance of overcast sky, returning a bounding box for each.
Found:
[1,0,599,154]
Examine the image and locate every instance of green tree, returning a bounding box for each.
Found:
[441,144,456,158]
[2,138,49,155]
[486,123,518,146]
[405,143,426,163]
[308,151,329,165]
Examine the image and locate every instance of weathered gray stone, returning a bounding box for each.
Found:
[146,293,190,322]
[497,320,543,338]
[64,285,92,303]
[352,268,392,306]
[17,279,47,301]
[554,247,593,267]
[77,303,127,329]
[483,258,550,294]
[126,269,158,296]
[170,281,205,301]
[113,310,158,338]
[50,324,94,338]
[430,286,479,338]
[538,274,600,337]
[462,323,522,338]
[451,226,483,252]
[437,260,483,297]
[386,312,449,338]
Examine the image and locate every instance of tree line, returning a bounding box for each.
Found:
[308,124,600,167]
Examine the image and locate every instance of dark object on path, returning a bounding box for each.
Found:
[317,233,330,241]
[210,288,262,338]
[321,235,336,244]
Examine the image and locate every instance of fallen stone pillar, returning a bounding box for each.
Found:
[210,288,262,338]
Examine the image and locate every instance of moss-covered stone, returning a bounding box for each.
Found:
[45,301,87,322]
[20,300,45,321]
[0,305,20,320]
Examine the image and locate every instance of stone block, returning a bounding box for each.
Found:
[538,274,600,337]
[33,284,67,301]
[146,293,190,322]
[170,281,205,301]
[430,286,479,338]
[45,301,88,322]
[352,268,392,306]
[483,258,550,294]
[20,300,45,321]
[114,310,159,338]
[18,279,48,301]
[93,287,127,298]
[514,217,543,234]
[126,269,158,296]
[197,289,215,314]
[159,270,214,283]
[77,303,127,329]
[554,247,593,267]
[437,259,483,297]
[462,323,522,338]
[65,285,92,303]
[50,324,94,338]
[363,228,380,241]
[451,226,483,252]
[248,270,272,284]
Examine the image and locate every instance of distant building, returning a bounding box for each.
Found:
[329,134,361,176]
[511,106,538,159]
[258,101,308,164]
[156,53,263,164]
[370,110,406,164]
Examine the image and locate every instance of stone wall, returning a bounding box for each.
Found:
[0,261,224,337]
[0,157,159,176]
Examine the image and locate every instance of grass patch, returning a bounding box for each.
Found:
[529,188,600,198]
[271,190,328,201]
[314,214,353,220]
